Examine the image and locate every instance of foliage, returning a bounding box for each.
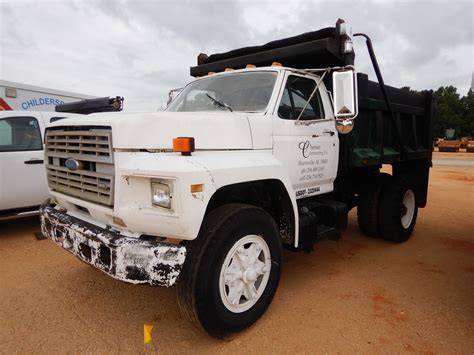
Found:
[433,86,473,138]
[459,90,474,137]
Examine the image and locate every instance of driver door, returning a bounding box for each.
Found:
[272,72,339,199]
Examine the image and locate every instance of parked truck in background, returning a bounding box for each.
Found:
[0,81,95,218]
[39,20,434,337]
[0,80,95,112]
[0,111,82,220]
[0,97,123,220]
[438,139,461,152]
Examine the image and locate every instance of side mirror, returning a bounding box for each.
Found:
[332,70,358,119]
[332,69,358,134]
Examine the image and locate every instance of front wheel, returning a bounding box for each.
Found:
[378,175,418,242]
[177,204,281,338]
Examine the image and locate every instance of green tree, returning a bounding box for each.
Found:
[460,90,474,137]
[433,86,465,137]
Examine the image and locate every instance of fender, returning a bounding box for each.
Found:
[191,150,300,247]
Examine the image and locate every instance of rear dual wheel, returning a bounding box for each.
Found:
[358,174,418,242]
[378,176,418,242]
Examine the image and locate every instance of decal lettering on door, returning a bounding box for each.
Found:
[297,140,329,182]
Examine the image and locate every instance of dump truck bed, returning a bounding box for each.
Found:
[343,74,435,170]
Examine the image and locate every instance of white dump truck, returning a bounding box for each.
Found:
[39,21,434,337]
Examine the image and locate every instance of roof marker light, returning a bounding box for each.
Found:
[271,62,282,67]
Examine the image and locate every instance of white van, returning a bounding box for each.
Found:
[0,111,78,219]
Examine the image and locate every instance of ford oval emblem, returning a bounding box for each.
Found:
[65,158,80,171]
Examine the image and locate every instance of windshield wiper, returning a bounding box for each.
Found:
[205,94,233,112]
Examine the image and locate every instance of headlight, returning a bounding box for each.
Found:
[151,181,172,209]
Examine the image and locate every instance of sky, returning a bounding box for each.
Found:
[0,0,473,111]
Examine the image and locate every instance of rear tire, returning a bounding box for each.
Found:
[357,173,391,238]
[378,175,418,242]
[177,204,282,338]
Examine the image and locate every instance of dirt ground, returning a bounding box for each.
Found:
[433,150,474,161]
[1,165,473,354]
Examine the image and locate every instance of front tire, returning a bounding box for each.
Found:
[177,204,282,338]
[378,175,418,242]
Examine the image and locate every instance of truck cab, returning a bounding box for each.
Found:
[167,66,340,198]
[40,67,341,251]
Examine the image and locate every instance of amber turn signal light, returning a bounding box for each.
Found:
[190,184,204,193]
[173,137,195,156]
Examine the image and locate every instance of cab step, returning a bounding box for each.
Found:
[296,199,347,252]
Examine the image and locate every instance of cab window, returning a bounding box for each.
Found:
[0,117,42,152]
[278,75,324,120]
[167,71,278,113]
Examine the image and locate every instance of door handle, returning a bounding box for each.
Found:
[323,129,335,136]
[24,159,44,165]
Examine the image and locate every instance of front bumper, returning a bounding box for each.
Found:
[40,199,186,287]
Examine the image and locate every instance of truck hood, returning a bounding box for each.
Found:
[50,111,253,150]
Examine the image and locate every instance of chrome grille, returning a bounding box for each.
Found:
[45,127,114,207]
[45,129,113,164]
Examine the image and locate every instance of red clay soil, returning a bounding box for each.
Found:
[0,165,473,353]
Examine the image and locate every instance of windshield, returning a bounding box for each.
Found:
[167,71,278,113]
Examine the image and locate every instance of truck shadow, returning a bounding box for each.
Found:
[280,220,388,286]
[0,216,41,239]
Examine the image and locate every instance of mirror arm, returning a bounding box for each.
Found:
[326,89,334,112]
[295,69,329,123]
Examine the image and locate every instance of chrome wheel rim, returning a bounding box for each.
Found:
[401,189,415,229]
[219,235,271,313]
